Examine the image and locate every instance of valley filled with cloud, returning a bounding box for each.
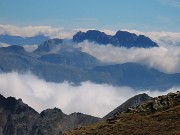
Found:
[0,72,178,117]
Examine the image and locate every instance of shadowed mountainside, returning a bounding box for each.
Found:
[0,94,101,135]
[0,44,180,90]
[73,30,158,48]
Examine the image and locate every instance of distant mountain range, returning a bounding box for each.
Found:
[0,38,179,90]
[0,34,49,45]
[0,30,158,48]
[73,30,158,48]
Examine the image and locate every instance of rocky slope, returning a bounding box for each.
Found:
[67,91,180,135]
[0,94,101,135]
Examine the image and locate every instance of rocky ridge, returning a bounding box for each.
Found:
[73,30,158,48]
[103,93,152,120]
[0,94,101,135]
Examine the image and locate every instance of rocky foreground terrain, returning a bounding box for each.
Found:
[0,94,101,135]
[0,93,150,135]
[66,91,180,135]
[0,92,179,135]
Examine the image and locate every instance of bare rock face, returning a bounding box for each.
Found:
[0,94,39,135]
[0,94,101,135]
[103,93,152,120]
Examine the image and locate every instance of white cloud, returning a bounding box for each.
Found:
[77,41,180,74]
[0,43,10,47]
[23,45,38,52]
[0,72,178,117]
[0,24,73,39]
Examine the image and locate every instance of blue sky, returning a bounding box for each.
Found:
[0,0,180,31]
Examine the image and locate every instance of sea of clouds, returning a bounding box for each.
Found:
[0,72,178,117]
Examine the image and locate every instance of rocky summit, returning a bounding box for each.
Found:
[67,91,180,135]
[73,30,158,48]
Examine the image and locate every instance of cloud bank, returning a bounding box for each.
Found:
[77,41,180,74]
[0,43,10,48]
[23,45,38,52]
[0,72,178,117]
[0,24,73,39]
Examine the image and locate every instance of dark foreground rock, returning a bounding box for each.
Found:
[0,94,101,135]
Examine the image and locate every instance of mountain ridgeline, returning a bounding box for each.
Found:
[0,91,179,135]
[0,34,49,45]
[73,30,158,48]
[0,94,101,135]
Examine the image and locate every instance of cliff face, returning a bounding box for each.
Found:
[0,94,101,135]
[0,95,39,135]
[67,91,180,135]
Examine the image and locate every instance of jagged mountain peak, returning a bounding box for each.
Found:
[73,30,111,45]
[39,107,65,118]
[34,38,63,53]
[73,30,158,48]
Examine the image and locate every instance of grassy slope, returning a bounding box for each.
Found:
[66,92,180,135]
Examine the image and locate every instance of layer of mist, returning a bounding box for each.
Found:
[0,72,178,117]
